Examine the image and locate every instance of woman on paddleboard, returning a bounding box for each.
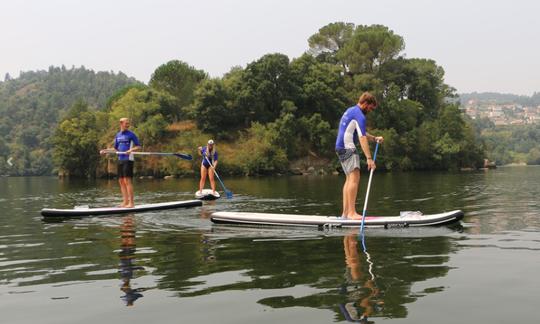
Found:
[198,139,218,195]
[100,117,140,208]
[335,92,383,219]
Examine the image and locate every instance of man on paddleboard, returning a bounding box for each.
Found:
[336,92,383,219]
[100,118,140,208]
[198,139,218,195]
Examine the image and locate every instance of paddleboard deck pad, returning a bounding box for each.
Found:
[211,210,464,228]
[41,199,202,217]
[195,189,221,200]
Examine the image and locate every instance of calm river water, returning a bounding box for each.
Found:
[1,166,539,323]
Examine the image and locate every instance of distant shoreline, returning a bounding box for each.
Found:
[498,163,532,167]
[2,164,540,179]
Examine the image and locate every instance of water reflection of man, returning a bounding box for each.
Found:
[119,214,144,306]
[340,234,383,323]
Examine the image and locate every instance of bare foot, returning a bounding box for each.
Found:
[125,204,135,208]
[347,213,363,220]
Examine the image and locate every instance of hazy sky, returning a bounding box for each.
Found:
[1,0,538,95]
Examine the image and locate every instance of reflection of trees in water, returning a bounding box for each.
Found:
[152,233,455,320]
[119,214,145,306]
[146,231,218,292]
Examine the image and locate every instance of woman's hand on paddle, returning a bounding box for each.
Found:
[375,136,384,143]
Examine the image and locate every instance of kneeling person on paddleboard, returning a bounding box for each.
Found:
[336,92,383,220]
[198,140,218,195]
[100,117,141,208]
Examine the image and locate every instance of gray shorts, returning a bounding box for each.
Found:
[336,148,360,174]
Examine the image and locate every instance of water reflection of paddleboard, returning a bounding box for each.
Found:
[195,189,221,200]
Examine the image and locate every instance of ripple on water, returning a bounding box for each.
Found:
[457,230,540,252]
[1,169,540,323]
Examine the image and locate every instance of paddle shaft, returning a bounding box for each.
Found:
[104,151,192,160]
[117,151,171,157]
[360,141,380,234]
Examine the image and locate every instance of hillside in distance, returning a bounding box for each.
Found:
[460,92,540,106]
[0,66,140,175]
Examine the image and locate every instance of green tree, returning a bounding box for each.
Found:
[338,24,405,74]
[405,59,452,118]
[149,60,207,119]
[237,53,297,124]
[290,54,348,123]
[107,87,176,149]
[481,125,540,165]
[0,137,8,157]
[106,83,148,110]
[297,113,333,157]
[189,78,238,137]
[28,149,53,175]
[53,101,102,177]
[527,147,540,165]
[308,22,355,69]
[370,85,423,132]
[233,122,288,175]
[269,110,299,158]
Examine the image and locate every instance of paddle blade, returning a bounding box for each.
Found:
[174,153,193,160]
[225,190,233,199]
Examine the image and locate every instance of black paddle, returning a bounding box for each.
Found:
[104,151,193,160]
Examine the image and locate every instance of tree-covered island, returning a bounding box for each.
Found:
[1,23,492,177]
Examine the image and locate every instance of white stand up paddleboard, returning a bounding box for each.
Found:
[41,200,202,217]
[211,210,464,228]
[195,189,221,200]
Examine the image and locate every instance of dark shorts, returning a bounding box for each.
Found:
[118,160,134,178]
